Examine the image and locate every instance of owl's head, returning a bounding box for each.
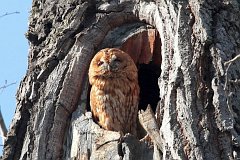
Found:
[89,48,138,84]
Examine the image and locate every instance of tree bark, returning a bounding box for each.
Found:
[0,109,7,145]
[2,0,240,160]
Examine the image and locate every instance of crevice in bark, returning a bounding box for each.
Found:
[3,100,31,160]
[117,141,124,157]
[14,106,31,160]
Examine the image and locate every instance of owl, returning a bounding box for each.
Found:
[89,48,140,136]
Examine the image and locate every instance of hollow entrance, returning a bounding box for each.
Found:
[119,26,161,112]
[93,22,162,112]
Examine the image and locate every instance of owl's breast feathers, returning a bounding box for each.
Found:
[90,76,139,134]
[91,77,137,97]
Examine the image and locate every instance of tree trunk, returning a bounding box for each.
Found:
[2,0,240,159]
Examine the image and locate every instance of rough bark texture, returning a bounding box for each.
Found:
[0,109,7,144]
[2,0,240,160]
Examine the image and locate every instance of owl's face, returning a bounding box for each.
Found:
[89,48,137,84]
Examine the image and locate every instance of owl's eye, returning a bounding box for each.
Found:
[97,61,104,66]
[114,58,121,63]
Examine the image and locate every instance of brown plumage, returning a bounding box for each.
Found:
[89,48,139,135]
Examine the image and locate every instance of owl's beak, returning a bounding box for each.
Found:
[103,63,116,73]
[108,63,118,72]
[102,65,112,74]
[107,65,111,71]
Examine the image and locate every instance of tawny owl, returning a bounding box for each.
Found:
[89,48,140,136]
